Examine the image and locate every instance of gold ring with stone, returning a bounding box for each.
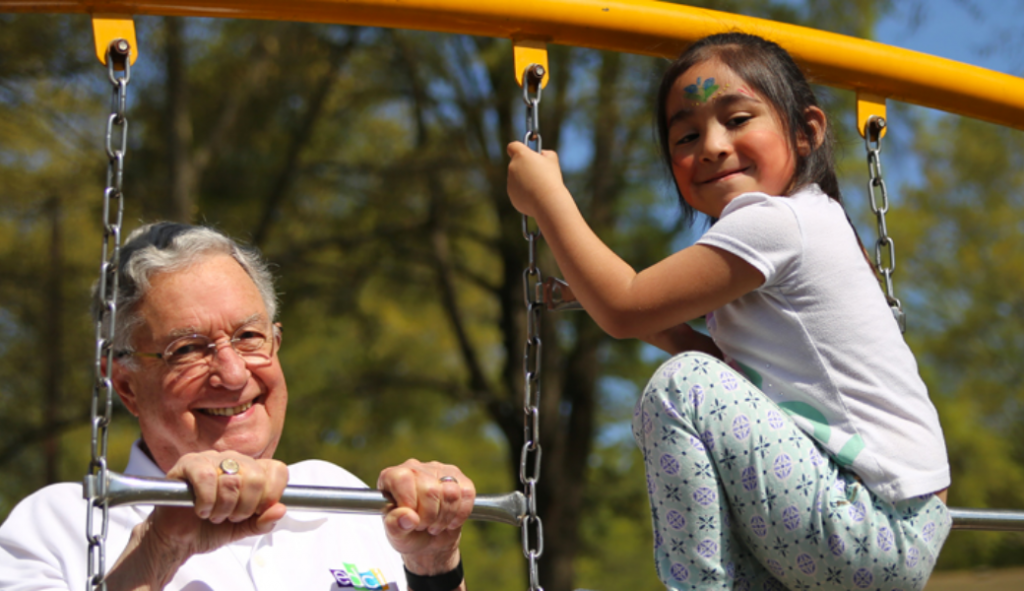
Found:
[219,458,241,476]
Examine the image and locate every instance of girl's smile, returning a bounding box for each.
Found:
[665,59,797,218]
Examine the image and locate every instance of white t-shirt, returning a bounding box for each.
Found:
[0,442,407,590]
[697,185,950,502]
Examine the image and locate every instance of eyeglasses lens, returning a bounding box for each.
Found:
[163,326,273,367]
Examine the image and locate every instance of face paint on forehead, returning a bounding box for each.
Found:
[735,86,757,99]
[683,76,720,103]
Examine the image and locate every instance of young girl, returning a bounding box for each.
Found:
[507,33,950,591]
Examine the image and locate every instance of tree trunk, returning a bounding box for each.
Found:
[165,16,196,223]
[43,194,63,484]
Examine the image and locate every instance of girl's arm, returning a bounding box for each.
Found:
[507,142,763,340]
[641,323,723,358]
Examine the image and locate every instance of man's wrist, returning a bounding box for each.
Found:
[137,517,191,587]
[105,518,189,590]
[402,548,460,576]
[403,556,463,591]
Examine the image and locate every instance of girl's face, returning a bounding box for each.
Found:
[665,59,796,218]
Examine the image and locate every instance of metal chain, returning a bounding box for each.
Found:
[864,115,905,333]
[519,63,545,591]
[85,39,131,591]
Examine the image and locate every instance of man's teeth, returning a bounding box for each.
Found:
[201,401,254,417]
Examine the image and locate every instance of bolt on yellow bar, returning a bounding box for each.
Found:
[513,39,549,90]
[91,14,138,66]
[3,0,1024,131]
[856,92,887,140]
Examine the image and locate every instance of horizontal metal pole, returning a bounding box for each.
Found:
[2,0,1023,131]
[949,507,1024,532]
[94,471,526,527]
[93,472,1024,531]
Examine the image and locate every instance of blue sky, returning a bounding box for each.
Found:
[876,0,1024,77]
[854,0,1024,204]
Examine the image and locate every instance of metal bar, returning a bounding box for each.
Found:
[97,471,527,527]
[949,507,1024,532]
[99,473,1024,531]
[2,0,1024,131]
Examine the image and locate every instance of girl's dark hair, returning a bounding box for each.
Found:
[656,32,841,226]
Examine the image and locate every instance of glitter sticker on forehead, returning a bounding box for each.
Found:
[684,76,720,103]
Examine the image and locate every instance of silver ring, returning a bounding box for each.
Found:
[219,458,241,476]
[439,476,458,484]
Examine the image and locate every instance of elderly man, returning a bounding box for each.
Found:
[0,222,474,590]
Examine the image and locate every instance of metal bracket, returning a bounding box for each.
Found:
[513,38,549,89]
[856,91,886,139]
[543,277,582,311]
[92,14,139,67]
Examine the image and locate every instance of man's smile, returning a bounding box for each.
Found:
[198,399,255,417]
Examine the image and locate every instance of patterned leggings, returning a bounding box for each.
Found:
[632,352,950,591]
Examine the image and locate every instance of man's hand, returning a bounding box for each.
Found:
[378,459,475,581]
[105,450,289,590]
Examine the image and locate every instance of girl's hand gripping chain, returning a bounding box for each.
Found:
[506,139,762,345]
[506,142,572,220]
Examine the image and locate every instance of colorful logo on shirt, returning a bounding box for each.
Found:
[330,563,391,589]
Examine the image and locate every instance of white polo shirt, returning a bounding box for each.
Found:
[0,442,407,590]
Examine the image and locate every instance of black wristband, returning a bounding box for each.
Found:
[403,558,464,591]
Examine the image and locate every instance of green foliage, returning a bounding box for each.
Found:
[893,113,1024,567]
[0,26,122,515]
[16,2,1012,590]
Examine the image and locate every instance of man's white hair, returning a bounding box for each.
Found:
[92,222,277,363]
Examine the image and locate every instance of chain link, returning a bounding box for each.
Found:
[519,63,546,591]
[864,115,905,333]
[86,39,130,591]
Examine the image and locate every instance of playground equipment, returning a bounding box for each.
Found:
[3,1,1024,590]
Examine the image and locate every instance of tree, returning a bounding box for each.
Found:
[0,14,136,516]
[0,3,903,590]
[891,113,1024,568]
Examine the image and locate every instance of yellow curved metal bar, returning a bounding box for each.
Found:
[4,0,1024,131]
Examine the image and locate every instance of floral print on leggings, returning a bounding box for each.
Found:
[633,352,950,591]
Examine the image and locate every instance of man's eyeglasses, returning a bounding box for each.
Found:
[117,323,280,368]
